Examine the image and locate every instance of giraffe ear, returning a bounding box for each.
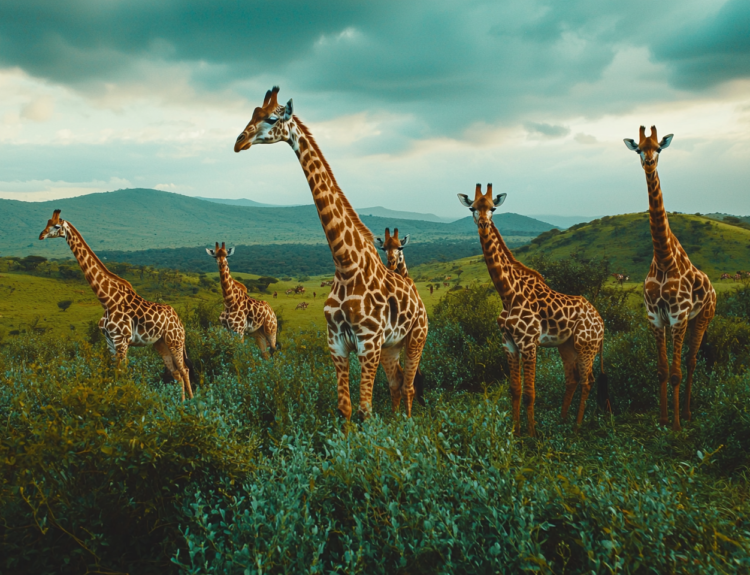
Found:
[493,193,507,208]
[457,194,473,208]
[623,138,639,152]
[284,99,293,121]
[658,134,674,151]
[226,247,236,257]
[399,235,410,249]
[374,237,384,250]
[206,248,217,258]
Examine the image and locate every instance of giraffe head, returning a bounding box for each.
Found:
[206,242,235,261]
[39,209,66,240]
[374,227,410,271]
[234,86,294,153]
[623,125,674,174]
[457,184,506,231]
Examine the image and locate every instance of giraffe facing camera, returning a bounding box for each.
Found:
[374,227,411,277]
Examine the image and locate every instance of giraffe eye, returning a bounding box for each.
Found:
[469,207,476,212]
[490,208,496,212]
[265,116,279,125]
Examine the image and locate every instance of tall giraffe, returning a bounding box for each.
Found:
[374,227,410,277]
[206,242,278,358]
[458,185,605,436]
[623,126,716,431]
[39,210,194,400]
[234,87,428,418]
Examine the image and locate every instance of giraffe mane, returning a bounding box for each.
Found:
[65,221,134,291]
[490,223,545,283]
[233,278,248,293]
[294,118,375,243]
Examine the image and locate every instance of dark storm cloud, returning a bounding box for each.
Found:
[1,0,748,133]
[652,0,750,89]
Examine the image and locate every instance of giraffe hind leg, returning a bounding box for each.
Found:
[684,309,713,422]
[401,322,428,417]
[380,345,404,413]
[558,338,579,421]
[573,343,598,429]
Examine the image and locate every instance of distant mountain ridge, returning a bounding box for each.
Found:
[356,206,455,223]
[194,196,295,208]
[0,188,556,258]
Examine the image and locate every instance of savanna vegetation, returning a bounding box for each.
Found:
[1,249,749,574]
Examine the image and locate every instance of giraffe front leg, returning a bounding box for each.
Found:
[650,324,669,427]
[669,321,689,431]
[505,344,522,437]
[683,309,713,422]
[357,338,382,420]
[521,347,538,437]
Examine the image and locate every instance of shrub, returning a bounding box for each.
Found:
[527,251,610,302]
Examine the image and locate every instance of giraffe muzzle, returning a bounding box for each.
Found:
[234,134,251,153]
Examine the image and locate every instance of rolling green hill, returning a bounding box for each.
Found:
[404,212,750,286]
[0,188,555,259]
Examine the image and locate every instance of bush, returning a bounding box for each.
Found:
[527,251,610,301]
[421,285,508,391]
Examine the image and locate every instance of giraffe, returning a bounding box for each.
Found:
[374,227,425,404]
[234,86,428,419]
[39,210,194,400]
[375,227,410,277]
[458,185,605,436]
[206,243,278,359]
[623,126,716,431]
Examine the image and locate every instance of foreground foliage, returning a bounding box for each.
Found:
[1,318,749,574]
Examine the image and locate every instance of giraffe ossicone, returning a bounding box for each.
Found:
[459,184,606,437]
[623,125,716,431]
[39,210,194,401]
[206,242,279,358]
[234,86,428,419]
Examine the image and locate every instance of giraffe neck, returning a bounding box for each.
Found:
[62,221,134,307]
[478,223,520,303]
[646,170,675,268]
[287,117,379,276]
[396,254,409,279]
[217,258,236,305]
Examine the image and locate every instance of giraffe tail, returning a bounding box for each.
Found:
[183,349,199,387]
[595,339,611,413]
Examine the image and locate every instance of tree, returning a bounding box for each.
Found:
[526,251,611,303]
[58,300,73,312]
[19,255,48,271]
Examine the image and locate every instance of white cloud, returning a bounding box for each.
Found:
[0,178,133,201]
[20,96,55,121]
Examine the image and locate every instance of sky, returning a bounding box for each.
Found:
[0,0,749,219]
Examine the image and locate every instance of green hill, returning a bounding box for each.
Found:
[406,212,750,285]
[0,188,555,259]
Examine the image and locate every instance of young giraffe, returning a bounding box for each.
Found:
[458,185,605,436]
[623,126,716,431]
[234,86,428,419]
[206,243,278,359]
[39,210,194,400]
[375,227,426,405]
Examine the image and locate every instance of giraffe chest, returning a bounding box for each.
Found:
[644,269,706,327]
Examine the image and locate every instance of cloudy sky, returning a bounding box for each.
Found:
[0,0,748,219]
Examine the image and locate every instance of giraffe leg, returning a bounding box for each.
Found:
[574,343,598,429]
[357,339,382,419]
[683,309,713,422]
[380,345,404,412]
[161,328,192,400]
[558,338,579,421]
[154,337,181,394]
[650,324,669,426]
[669,321,689,432]
[401,325,427,417]
[521,347,538,437]
[505,347,522,437]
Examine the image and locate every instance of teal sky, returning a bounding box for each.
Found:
[1,0,748,218]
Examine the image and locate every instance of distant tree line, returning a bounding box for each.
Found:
[96,240,494,276]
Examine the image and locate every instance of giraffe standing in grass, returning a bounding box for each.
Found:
[39,210,194,400]
[624,126,715,431]
[458,185,605,436]
[375,227,425,404]
[234,86,428,419]
[206,243,278,359]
